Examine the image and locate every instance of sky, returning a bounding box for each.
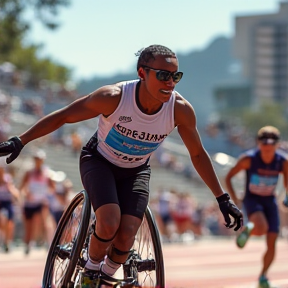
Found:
[27,0,282,81]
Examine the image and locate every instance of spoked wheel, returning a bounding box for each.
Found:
[42,190,91,288]
[124,206,165,288]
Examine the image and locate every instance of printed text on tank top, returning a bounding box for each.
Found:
[244,149,286,196]
[96,80,176,168]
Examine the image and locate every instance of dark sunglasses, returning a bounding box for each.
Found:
[258,133,279,145]
[257,133,279,141]
[142,65,183,83]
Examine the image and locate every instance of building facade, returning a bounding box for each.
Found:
[234,1,288,105]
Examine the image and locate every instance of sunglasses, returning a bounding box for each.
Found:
[258,133,279,145]
[142,65,183,83]
[258,133,279,141]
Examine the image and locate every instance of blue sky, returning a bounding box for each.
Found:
[27,0,281,81]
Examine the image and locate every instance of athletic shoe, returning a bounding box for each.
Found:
[79,268,101,288]
[79,268,135,288]
[258,275,271,288]
[3,243,9,253]
[24,244,30,255]
[236,222,254,248]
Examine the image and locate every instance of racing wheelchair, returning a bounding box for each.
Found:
[42,190,165,288]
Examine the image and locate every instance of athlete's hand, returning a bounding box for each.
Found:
[283,194,288,208]
[0,136,24,164]
[216,193,243,231]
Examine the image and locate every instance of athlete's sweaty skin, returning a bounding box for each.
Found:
[0,45,243,280]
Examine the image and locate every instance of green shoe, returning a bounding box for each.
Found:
[258,275,271,288]
[79,269,101,288]
[236,222,254,248]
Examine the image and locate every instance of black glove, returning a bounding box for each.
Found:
[0,136,24,164]
[216,193,243,231]
[283,194,288,208]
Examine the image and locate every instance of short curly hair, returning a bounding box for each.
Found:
[135,44,176,70]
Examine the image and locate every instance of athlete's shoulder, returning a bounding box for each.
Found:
[115,79,139,89]
[174,91,194,111]
[174,91,196,127]
[238,148,258,160]
[276,148,288,161]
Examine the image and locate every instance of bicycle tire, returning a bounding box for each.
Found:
[124,205,165,288]
[42,190,91,288]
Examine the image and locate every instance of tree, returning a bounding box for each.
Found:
[0,0,72,85]
[241,101,288,138]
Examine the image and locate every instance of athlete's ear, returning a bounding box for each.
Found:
[138,68,145,81]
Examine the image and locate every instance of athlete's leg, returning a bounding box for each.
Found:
[258,197,280,283]
[80,148,121,269]
[89,203,121,263]
[22,208,34,253]
[249,211,268,236]
[109,214,142,263]
[236,211,267,248]
[100,162,151,277]
[4,202,14,251]
[260,232,278,277]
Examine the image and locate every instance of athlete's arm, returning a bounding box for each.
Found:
[281,159,288,206]
[19,84,122,145]
[174,94,225,198]
[19,171,31,199]
[7,180,20,201]
[225,156,251,205]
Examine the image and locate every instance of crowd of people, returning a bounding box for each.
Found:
[0,149,73,254]
[0,46,288,288]
[150,188,234,243]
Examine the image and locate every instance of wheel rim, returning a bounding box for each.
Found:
[51,199,85,287]
[130,215,159,287]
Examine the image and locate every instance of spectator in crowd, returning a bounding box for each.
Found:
[48,170,73,225]
[153,188,176,242]
[170,191,195,241]
[70,130,83,157]
[0,157,20,252]
[19,149,55,254]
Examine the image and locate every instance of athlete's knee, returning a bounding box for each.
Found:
[253,222,268,235]
[117,222,139,241]
[94,221,120,240]
[95,216,120,238]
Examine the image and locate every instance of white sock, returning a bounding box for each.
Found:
[85,257,102,271]
[101,256,121,277]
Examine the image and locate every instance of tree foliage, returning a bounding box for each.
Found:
[241,101,288,138]
[0,0,72,85]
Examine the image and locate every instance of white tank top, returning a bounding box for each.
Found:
[97,80,176,168]
[0,173,13,201]
[25,167,50,206]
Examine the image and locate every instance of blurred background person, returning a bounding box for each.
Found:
[48,170,73,225]
[69,129,83,157]
[152,188,176,243]
[0,157,20,252]
[170,191,195,242]
[19,149,55,254]
[225,126,288,288]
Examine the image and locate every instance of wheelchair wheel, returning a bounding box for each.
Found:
[42,190,91,288]
[124,205,165,288]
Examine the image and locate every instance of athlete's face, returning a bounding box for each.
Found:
[34,157,44,169]
[138,55,182,103]
[258,140,278,155]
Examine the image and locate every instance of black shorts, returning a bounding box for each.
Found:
[23,204,43,220]
[80,147,151,220]
[243,194,279,233]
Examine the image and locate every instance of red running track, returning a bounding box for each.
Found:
[0,237,287,288]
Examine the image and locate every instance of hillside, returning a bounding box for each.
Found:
[76,36,239,130]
